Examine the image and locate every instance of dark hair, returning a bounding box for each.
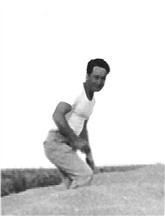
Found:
[87,58,110,75]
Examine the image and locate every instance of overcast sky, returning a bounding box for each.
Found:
[1,0,165,168]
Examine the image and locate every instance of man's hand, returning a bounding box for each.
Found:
[86,153,95,171]
[73,137,90,153]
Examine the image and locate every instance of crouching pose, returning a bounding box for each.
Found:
[44,58,110,189]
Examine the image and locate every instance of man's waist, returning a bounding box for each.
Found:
[45,129,70,143]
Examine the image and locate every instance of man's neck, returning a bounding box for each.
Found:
[83,82,94,101]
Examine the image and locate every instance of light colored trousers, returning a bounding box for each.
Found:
[44,130,93,189]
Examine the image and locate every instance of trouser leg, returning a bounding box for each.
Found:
[69,173,93,189]
[58,168,72,189]
[44,130,93,189]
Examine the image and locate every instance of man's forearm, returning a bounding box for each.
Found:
[79,121,89,141]
[79,128,91,154]
[54,114,78,146]
[54,114,89,152]
[86,152,95,170]
[79,122,95,170]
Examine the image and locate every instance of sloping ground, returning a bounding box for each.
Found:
[1,164,164,215]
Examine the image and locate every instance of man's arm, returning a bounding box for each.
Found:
[53,102,88,151]
[79,120,96,170]
[79,120,89,150]
[53,102,77,145]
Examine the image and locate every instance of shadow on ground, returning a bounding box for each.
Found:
[1,164,164,215]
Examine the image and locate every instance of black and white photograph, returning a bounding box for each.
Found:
[1,0,165,215]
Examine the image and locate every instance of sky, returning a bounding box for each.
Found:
[1,0,165,168]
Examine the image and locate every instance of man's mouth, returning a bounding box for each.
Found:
[95,86,102,90]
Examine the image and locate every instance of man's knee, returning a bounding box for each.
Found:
[81,166,93,184]
[86,168,93,183]
[86,171,94,185]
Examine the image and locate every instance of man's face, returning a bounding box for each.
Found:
[87,66,107,92]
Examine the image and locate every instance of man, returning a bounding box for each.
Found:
[44,58,110,189]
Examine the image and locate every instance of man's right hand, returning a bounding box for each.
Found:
[73,137,90,153]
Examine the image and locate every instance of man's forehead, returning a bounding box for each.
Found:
[92,66,107,76]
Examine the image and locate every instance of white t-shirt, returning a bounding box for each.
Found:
[55,84,96,136]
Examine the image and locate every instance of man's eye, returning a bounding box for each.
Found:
[95,76,99,79]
